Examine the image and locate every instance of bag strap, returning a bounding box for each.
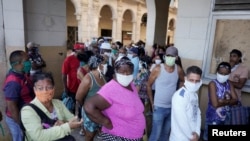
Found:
[20,103,57,139]
[28,103,56,123]
[21,103,56,131]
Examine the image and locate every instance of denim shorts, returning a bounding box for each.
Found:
[82,108,100,132]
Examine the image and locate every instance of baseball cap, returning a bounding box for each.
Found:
[27,42,40,49]
[129,47,138,54]
[166,46,178,56]
[74,43,85,50]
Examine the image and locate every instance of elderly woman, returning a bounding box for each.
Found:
[203,62,238,141]
[21,72,82,141]
[84,56,146,141]
[76,54,107,141]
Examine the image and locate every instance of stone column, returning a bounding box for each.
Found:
[145,0,171,56]
[135,3,142,42]
[79,2,89,42]
[112,18,117,41]
[116,6,123,42]
[88,0,100,39]
[132,21,137,42]
[75,13,82,42]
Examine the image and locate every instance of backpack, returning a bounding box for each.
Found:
[62,92,75,113]
[20,103,75,141]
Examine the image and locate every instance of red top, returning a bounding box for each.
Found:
[62,55,80,93]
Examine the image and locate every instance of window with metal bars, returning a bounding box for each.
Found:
[67,26,78,49]
[214,0,250,11]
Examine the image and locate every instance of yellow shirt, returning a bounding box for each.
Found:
[21,98,74,141]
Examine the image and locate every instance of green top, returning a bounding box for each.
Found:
[85,72,106,101]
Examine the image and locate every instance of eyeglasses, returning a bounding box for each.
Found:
[34,85,54,91]
[219,65,230,70]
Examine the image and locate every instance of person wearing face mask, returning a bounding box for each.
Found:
[100,42,115,82]
[26,42,46,77]
[147,46,185,141]
[134,59,152,139]
[62,43,85,114]
[203,62,238,141]
[83,56,146,140]
[75,54,107,141]
[100,42,113,66]
[3,50,35,141]
[117,47,127,58]
[128,47,140,80]
[170,66,203,141]
[76,50,94,81]
[21,72,82,141]
[76,50,94,136]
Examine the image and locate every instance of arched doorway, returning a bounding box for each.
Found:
[99,5,113,39]
[122,9,133,45]
[140,13,147,42]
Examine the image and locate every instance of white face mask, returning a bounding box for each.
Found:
[116,73,133,87]
[165,56,176,66]
[216,73,229,83]
[104,52,111,57]
[155,59,161,64]
[102,64,108,74]
[184,79,202,93]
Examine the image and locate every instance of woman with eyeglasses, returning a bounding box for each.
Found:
[21,72,82,141]
[203,62,238,141]
[84,56,146,141]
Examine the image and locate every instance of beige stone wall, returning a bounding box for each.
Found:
[211,20,250,76]
[66,0,77,27]
[39,46,67,99]
[181,58,203,73]
[66,0,176,45]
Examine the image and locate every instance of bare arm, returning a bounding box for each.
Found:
[77,68,84,81]
[146,66,160,109]
[177,65,185,89]
[228,81,238,105]
[75,74,91,116]
[84,94,112,129]
[62,74,68,93]
[230,77,247,89]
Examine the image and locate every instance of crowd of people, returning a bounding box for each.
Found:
[2,37,249,141]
